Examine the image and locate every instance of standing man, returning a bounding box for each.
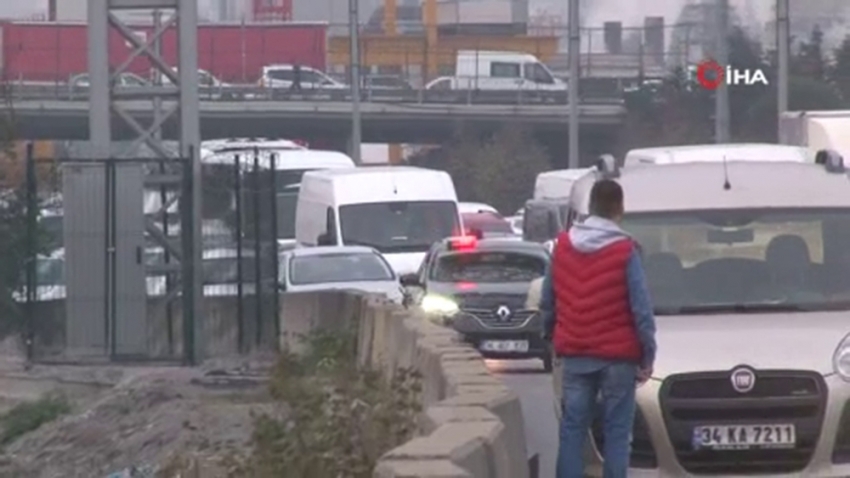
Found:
[540,179,656,478]
[291,64,303,92]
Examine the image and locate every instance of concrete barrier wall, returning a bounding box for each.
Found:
[277,291,530,478]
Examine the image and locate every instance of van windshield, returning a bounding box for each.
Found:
[622,208,850,314]
[339,201,459,253]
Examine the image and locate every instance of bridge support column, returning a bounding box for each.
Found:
[77,0,201,363]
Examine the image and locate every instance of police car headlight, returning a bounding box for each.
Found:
[421,295,459,315]
[833,334,850,382]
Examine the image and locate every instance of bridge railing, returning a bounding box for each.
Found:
[3,76,625,105]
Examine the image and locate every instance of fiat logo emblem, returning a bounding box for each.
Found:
[495,305,511,320]
[730,367,756,393]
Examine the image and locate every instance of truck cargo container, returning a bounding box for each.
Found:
[0,21,327,83]
[779,110,850,155]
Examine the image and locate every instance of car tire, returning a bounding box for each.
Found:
[542,354,553,373]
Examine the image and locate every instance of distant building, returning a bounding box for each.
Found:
[363,3,423,35]
[292,0,378,35]
[52,0,263,23]
[360,0,528,36]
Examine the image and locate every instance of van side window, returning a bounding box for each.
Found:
[490,62,521,78]
[325,207,337,243]
[300,70,322,84]
[524,63,554,84]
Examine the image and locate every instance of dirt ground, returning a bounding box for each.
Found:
[0,358,277,478]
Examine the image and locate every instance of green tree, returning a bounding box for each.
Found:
[794,25,827,81]
[620,26,774,147]
[725,26,771,137]
[411,126,550,215]
[830,34,850,103]
[743,76,843,141]
[0,86,41,339]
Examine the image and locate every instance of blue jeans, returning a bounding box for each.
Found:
[556,362,636,478]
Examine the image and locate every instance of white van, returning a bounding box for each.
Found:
[533,168,595,200]
[295,167,462,275]
[200,138,355,248]
[443,50,566,93]
[624,143,811,167]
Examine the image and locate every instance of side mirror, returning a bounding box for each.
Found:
[317,233,334,246]
[399,273,420,288]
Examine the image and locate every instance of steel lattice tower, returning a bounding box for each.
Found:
[75,0,202,363]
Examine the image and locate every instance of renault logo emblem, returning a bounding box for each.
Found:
[730,367,756,393]
[496,305,511,320]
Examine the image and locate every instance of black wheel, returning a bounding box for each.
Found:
[542,354,553,373]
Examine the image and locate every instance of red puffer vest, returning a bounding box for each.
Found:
[551,230,642,361]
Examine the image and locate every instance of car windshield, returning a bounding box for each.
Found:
[36,258,64,286]
[339,201,459,253]
[431,251,546,282]
[287,252,394,285]
[202,256,257,285]
[622,208,850,314]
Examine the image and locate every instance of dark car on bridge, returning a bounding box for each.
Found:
[400,234,553,371]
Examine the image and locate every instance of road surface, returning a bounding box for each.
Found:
[489,359,558,478]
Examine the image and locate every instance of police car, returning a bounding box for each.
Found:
[400,234,553,371]
[556,150,850,476]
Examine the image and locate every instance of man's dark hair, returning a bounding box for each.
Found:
[589,179,624,218]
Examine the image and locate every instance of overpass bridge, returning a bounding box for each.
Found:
[9,99,626,156]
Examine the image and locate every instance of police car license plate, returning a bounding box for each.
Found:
[692,424,795,450]
[480,340,529,352]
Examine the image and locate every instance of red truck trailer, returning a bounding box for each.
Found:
[0,21,327,83]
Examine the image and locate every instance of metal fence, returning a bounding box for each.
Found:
[12,146,281,362]
[200,150,281,354]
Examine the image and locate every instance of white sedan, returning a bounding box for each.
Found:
[279,246,405,303]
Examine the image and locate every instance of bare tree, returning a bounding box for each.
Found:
[439,126,551,215]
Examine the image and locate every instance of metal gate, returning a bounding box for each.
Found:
[21,153,193,362]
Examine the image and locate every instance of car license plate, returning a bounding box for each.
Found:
[480,340,529,353]
[692,424,795,450]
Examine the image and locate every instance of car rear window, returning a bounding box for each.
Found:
[463,213,514,234]
[289,253,394,285]
[430,252,546,283]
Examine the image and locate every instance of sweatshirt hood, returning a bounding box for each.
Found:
[567,216,631,253]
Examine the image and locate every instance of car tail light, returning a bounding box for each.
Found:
[833,401,850,463]
[447,235,477,251]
